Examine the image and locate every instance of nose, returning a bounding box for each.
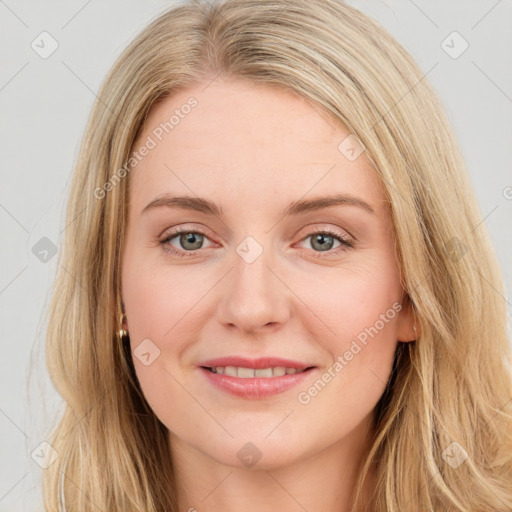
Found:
[215,247,291,334]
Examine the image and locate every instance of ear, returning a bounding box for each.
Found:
[396,294,418,342]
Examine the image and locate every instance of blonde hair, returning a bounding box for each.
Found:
[42,0,512,510]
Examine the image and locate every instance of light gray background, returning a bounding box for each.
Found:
[1,1,511,510]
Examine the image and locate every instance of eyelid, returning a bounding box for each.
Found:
[159,222,215,239]
[297,223,354,243]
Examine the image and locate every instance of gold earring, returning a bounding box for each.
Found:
[118,313,129,343]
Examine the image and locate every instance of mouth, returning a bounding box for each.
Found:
[198,357,317,399]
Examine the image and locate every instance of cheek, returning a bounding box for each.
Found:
[292,263,402,400]
[291,279,401,443]
[121,258,221,424]
[122,266,195,426]
[294,258,402,348]
[122,255,212,342]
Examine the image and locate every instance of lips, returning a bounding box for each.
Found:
[198,356,317,399]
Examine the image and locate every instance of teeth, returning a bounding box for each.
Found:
[255,368,273,378]
[239,367,258,378]
[272,367,286,376]
[210,366,306,378]
[224,366,237,377]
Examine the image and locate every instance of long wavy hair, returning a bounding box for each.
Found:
[41,0,512,510]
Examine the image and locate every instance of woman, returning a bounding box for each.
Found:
[43,0,512,510]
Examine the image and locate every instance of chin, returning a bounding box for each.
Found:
[191,430,313,471]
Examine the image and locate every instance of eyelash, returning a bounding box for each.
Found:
[159,225,355,259]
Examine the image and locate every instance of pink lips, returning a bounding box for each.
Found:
[198,356,316,399]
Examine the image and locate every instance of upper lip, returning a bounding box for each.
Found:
[199,356,315,371]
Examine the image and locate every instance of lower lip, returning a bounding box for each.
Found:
[200,367,315,399]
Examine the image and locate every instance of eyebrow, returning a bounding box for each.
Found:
[141,193,375,217]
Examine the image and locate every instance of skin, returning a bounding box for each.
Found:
[121,77,416,512]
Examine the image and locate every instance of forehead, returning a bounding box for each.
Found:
[128,78,384,213]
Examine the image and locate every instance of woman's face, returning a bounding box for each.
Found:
[121,78,415,470]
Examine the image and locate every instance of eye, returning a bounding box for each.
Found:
[159,226,215,258]
[296,226,354,258]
